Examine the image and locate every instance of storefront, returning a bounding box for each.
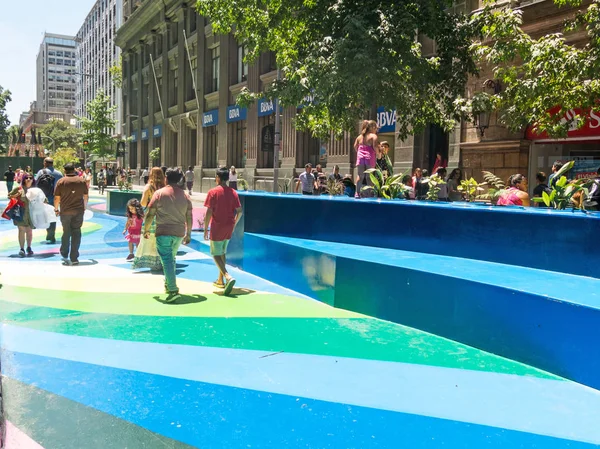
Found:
[377,106,397,161]
[257,98,275,168]
[202,109,218,168]
[141,128,149,169]
[527,108,600,184]
[227,105,247,168]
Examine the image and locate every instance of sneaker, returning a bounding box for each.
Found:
[71,260,79,266]
[165,291,180,303]
[126,253,134,260]
[18,249,25,258]
[46,239,56,244]
[26,247,34,257]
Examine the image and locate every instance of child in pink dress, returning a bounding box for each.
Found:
[124,199,144,260]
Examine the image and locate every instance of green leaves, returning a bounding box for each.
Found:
[466,0,600,138]
[76,89,118,161]
[426,173,446,201]
[196,0,479,139]
[362,168,409,199]
[41,119,83,153]
[0,85,12,154]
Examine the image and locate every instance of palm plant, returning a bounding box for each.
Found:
[477,171,506,203]
[237,177,249,191]
[325,177,345,195]
[426,174,446,201]
[362,168,409,199]
[532,161,592,210]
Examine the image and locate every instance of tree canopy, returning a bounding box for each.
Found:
[0,85,12,153]
[466,0,600,138]
[196,0,479,139]
[197,0,600,139]
[77,89,118,160]
[41,118,83,152]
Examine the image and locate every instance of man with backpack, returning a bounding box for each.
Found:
[532,172,552,208]
[35,158,63,244]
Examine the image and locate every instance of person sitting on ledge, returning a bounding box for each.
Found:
[497,174,530,207]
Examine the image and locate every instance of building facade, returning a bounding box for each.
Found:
[76,0,124,137]
[36,33,77,115]
[116,0,597,192]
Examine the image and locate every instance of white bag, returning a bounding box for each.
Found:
[26,188,54,229]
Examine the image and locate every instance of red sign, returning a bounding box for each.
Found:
[526,106,600,141]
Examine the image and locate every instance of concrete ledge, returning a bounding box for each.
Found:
[242,233,600,390]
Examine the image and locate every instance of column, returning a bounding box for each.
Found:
[217,34,230,166]
[195,16,206,170]
[136,46,143,170]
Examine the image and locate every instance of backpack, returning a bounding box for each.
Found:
[36,169,56,198]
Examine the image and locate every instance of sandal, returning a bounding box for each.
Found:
[213,280,225,289]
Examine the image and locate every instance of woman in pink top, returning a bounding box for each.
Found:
[354,120,379,198]
[497,174,530,207]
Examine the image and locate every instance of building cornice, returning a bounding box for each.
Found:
[115,0,163,48]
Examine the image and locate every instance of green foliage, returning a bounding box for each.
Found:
[458,177,485,202]
[531,161,592,209]
[109,56,123,89]
[197,0,479,139]
[149,147,161,166]
[325,177,344,196]
[426,174,446,201]
[237,178,249,191]
[0,85,12,153]
[477,171,506,202]
[41,119,82,151]
[76,89,118,161]
[361,169,409,199]
[52,145,79,173]
[465,0,600,138]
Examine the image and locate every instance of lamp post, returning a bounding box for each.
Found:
[475,111,491,137]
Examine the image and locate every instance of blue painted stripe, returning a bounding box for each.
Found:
[3,325,600,444]
[2,350,595,448]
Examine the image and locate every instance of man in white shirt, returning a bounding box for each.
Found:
[185,166,195,195]
[295,163,316,195]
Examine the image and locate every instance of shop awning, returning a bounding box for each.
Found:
[526,106,600,142]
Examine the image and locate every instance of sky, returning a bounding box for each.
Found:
[0,0,96,126]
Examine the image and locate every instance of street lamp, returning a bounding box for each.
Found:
[40,135,56,153]
[475,111,491,137]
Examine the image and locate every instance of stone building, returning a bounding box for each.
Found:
[116,0,600,191]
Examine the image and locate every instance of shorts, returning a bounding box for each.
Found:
[210,239,230,256]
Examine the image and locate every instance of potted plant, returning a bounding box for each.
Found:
[477,171,506,204]
[361,168,409,199]
[458,177,485,202]
[426,173,446,201]
[532,161,593,210]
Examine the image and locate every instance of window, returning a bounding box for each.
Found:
[169,24,178,48]
[237,44,248,83]
[229,120,246,168]
[189,12,197,33]
[210,46,220,92]
[187,58,197,101]
[204,126,218,168]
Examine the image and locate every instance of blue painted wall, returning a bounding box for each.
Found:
[243,233,600,390]
[236,193,600,278]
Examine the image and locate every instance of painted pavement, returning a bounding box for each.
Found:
[1,190,600,448]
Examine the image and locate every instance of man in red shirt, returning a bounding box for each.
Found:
[204,167,243,296]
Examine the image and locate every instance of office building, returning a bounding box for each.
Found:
[36,33,77,115]
[76,0,124,136]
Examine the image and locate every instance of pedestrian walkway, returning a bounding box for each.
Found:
[1,181,600,448]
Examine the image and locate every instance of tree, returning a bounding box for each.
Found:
[109,55,123,89]
[0,85,12,153]
[461,0,600,138]
[52,144,79,173]
[77,89,118,161]
[41,118,82,152]
[196,0,479,139]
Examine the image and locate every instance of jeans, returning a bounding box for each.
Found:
[156,235,183,293]
[60,212,84,262]
[6,181,14,192]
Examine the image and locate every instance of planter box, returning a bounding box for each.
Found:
[106,190,142,216]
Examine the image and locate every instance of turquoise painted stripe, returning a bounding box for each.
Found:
[3,324,600,444]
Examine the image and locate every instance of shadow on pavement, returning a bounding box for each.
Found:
[153,294,207,305]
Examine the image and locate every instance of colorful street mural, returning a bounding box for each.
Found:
[1,192,600,448]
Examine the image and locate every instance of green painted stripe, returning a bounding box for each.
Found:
[0,301,559,379]
[0,285,362,318]
[2,377,196,449]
